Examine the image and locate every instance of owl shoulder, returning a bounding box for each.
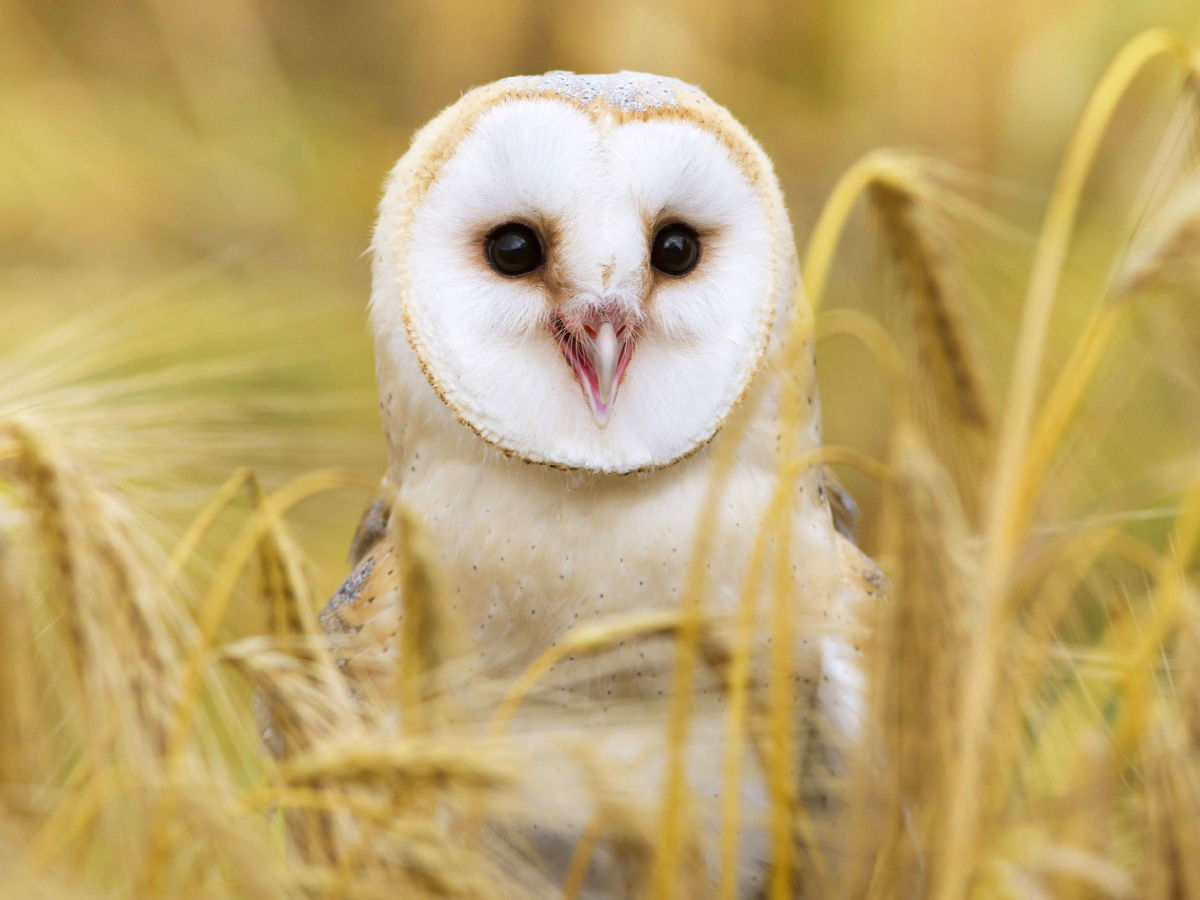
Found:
[319,535,397,634]
[347,472,397,565]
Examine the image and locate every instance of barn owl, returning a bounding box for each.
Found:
[320,72,880,896]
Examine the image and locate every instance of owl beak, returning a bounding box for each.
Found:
[587,321,621,421]
[556,317,633,428]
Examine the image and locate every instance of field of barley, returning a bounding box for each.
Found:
[3,2,1200,898]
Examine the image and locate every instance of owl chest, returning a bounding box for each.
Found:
[398,455,768,683]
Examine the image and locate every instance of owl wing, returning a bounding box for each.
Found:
[319,526,401,705]
[346,472,396,565]
[823,465,860,544]
[810,524,884,768]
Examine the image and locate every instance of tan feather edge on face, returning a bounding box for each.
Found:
[388,78,787,474]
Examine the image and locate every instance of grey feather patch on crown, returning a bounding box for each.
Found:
[497,71,695,112]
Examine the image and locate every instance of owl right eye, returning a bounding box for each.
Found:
[486,223,544,276]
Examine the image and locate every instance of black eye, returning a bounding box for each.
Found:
[650,224,700,276]
[486,223,544,276]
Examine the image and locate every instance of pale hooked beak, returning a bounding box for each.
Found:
[554,316,634,428]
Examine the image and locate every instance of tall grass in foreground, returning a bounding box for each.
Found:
[3,27,1200,900]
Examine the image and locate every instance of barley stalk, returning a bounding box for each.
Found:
[1110,461,1200,753]
[651,349,769,900]
[715,443,888,900]
[938,32,1199,900]
[803,150,907,313]
[141,467,353,894]
[392,501,456,736]
[490,609,683,736]
[816,307,911,427]
[167,466,257,584]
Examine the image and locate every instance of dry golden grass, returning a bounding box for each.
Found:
[4,21,1200,900]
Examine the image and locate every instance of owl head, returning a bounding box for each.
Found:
[371,72,802,474]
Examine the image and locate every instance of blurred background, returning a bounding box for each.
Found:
[3,0,1199,596]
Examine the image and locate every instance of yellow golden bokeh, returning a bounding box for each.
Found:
[3,3,1200,899]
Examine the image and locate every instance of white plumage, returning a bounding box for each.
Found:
[321,71,880,897]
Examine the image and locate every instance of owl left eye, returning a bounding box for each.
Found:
[486,223,544,276]
[651,224,700,276]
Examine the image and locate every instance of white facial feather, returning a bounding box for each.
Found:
[372,75,785,472]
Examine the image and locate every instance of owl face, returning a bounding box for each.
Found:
[372,74,796,473]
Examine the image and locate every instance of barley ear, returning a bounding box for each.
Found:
[245,473,323,646]
[870,179,993,438]
[1179,593,1200,747]
[873,421,973,899]
[1142,708,1200,900]
[2,421,84,682]
[1047,734,1119,900]
[0,537,39,784]
[1114,168,1200,299]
